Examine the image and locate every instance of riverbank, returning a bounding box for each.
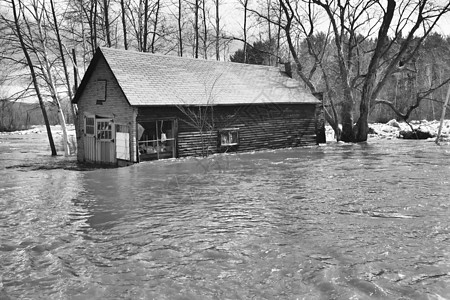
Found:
[0,124,76,136]
[0,124,77,156]
[326,119,450,142]
[2,120,450,145]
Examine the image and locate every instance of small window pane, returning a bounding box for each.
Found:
[85,117,95,135]
[97,121,112,140]
[220,128,239,146]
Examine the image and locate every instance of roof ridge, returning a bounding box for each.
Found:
[99,47,279,71]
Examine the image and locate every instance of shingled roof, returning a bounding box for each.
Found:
[73,47,320,106]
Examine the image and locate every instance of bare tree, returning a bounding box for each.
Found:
[375,77,450,124]
[121,0,129,49]
[201,0,207,58]
[213,0,219,60]
[24,0,70,155]
[435,84,450,144]
[312,0,450,142]
[83,0,98,55]
[49,0,78,139]
[0,40,23,131]
[176,73,222,156]
[246,0,340,138]
[10,0,57,155]
[178,0,184,55]
[103,0,112,47]
[150,0,161,53]
[255,0,450,142]
[143,0,149,50]
[241,0,249,63]
[194,0,199,57]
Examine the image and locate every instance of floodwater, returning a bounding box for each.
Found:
[1,132,450,300]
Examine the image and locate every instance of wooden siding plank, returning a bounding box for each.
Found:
[138,104,318,158]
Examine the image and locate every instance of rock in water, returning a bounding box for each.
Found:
[399,129,434,139]
[368,127,377,134]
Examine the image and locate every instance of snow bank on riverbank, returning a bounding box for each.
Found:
[370,120,450,140]
[0,125,77,155]
[0,124,76,136]
[3,121,450,142]
[326,119,450,141]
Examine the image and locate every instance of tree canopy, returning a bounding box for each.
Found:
[1,0,450,143]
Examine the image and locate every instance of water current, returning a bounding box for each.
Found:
[1,132,450,299]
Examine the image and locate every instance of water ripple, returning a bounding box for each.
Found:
[1,139,450,298]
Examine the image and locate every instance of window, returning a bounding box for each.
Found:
[96,120,112,140]
[96,80,107,104]
[220,128,239,146]
[85,116,95,135]
[138,120,176,160]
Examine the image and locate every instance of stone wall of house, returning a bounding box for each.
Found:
[75,57,137,164]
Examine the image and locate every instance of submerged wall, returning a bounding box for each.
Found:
[138,103,318,158]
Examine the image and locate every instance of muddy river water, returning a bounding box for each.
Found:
[1,132,450,299]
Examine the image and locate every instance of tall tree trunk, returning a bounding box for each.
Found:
[243,0,248,63]
[202,0,207,58]
[35,1,70,156]
[151,0,160,53]
[12,0,57,156]
[136,0,143,51]
[354,0,396,142]
[121,0,128,49]
[267,0,271,65]
[435,84,450,144]
[72,48,80,89]
[93,0,98,52]
[333,32,355,142]
[143,0,149,51]
[194,0,199,58]
[75,0,88,68]
[215,0,219,60]
[104,0,111,47]
[339,94,355,142]
[178,0,183,56]
[50,0,78,142]
[86,0,97,55]
[275,2,281,66]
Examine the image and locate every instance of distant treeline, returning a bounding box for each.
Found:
[0,100,73,132]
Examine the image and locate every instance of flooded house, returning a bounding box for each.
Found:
[72,47,322,166]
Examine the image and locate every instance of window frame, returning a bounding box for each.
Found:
[219,128,240,147]
[96,79,107,104]
[137,119,176,158]
[96,119,113,141]
[85,115,95,136]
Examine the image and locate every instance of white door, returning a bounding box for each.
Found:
[116,124,130,161]
[95,119,115,164]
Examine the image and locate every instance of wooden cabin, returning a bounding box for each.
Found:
[72,47,322,166]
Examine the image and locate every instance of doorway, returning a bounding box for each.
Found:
[83,115,115,164]
[137,119,177,161]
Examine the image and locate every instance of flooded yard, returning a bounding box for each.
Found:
[1,130,450,299]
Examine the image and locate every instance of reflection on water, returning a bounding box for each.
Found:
[1,136,450,299]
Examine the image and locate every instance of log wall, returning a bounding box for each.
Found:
[138,103,318,158]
